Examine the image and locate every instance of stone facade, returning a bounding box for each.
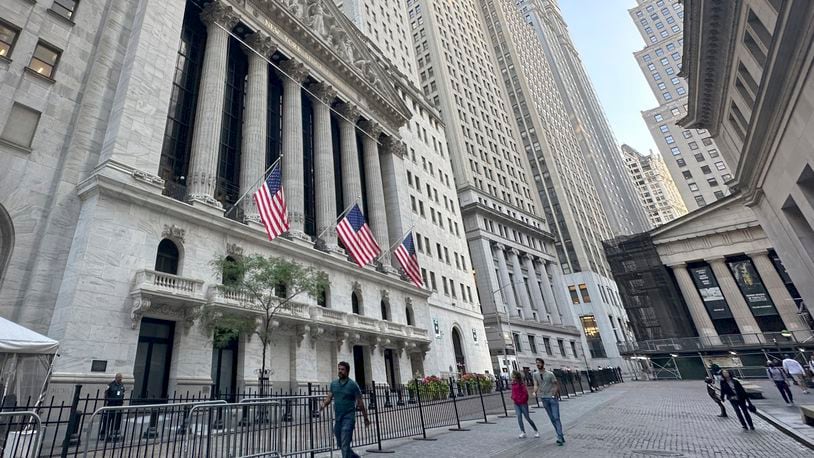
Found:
[622,144,688,227]
[0,0,452,401]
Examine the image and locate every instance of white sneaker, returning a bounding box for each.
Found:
[534,432,540,438]
[518,432,526,438]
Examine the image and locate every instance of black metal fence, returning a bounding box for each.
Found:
[0,368,623,457]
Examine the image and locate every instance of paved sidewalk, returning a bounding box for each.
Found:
[749,378,814,446]
[350,381,812,457]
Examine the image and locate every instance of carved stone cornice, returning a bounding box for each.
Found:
[244,32,277,58]
[277,58,309,83]
[200,1,239,29]
[359,120,383,139]
[335,102,361,122]
[308,82,337,104]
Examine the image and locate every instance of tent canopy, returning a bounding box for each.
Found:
[0,317,58,354]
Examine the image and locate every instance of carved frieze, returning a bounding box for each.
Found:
[162,224,186,243]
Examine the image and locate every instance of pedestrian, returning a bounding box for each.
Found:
[719,370,754,430]
[809,354,814,377]
[320,362,371,458]
[704,377,727,417]
[510,370,539,438]
[782,354,810,394]
[532,358,565,446]
[101,373,125,441]
[766,360,793,404]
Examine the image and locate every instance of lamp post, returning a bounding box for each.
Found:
[488,281,526,376]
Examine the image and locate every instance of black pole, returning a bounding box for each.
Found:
[308,382,315,458]
[366,381,394,453]
[448,378,469,431]
[497,378,510,418]
[475,379,494,424]
[60,384,83,458]
[412,378,436,441]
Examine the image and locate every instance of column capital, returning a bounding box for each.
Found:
[244,33,277,58]
[308,82,337,104]
[508,248,521,257]
[359,119,383,138]
[492,242,506,252]
[278,58,309,83]
[745,249,770,257]
[381,136,406,158]
[335,102,361,122]
[200,1,239,29]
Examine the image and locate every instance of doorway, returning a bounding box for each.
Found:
[133,318,175,402]
[452,327,466,374]
[211,330,239,400]
[352,345,367,388]
[384,349,399,386]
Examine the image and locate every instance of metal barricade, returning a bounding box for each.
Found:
[81,400,226,457]
[0,411,42,458]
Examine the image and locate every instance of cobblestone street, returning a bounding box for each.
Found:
[356,381,812,457]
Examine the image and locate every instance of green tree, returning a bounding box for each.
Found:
[205,254,329,393]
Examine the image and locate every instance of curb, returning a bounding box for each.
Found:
[753,407,814,450]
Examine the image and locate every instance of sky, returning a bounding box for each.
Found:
[558,0,659,155]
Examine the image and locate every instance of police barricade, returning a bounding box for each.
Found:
[0,411,42,458]
[81,399,226,457]
[184,395,332,458]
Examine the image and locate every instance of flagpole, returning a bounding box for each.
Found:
[314,196,361,241]
[375,224,415,262]
[224,155,283,218]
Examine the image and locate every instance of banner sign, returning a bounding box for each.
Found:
[688,265,733,320]
[728,260,778,317]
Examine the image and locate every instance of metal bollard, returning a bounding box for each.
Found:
[447,378,469,431]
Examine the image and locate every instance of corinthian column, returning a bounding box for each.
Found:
[748,251,809,333]
[187,1,239,209]
[669,263,720,342]
[335,103,362,209]
[309,82,337,249]
[277,59,309,238]
[548,262,573,326]
[493,244,519,317]
[240,33,276,223]
[508,249,533,320]
[359,120,390,264]
[524,256,549,322]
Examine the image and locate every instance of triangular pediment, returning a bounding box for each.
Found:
[650,193,760,242]
[257,0,411,131]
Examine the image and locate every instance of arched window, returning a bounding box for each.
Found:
[405,305,414,326]
[222,256,241,286]
[452,327,466,374]
[155,239,180,275]
[380,300,390,321]
[352,291,361,314]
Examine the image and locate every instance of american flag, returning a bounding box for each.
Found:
[394,232,423,288]
[253,162,289,241]
[336,204,380,267]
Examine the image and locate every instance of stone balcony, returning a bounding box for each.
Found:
[129,269,207,331]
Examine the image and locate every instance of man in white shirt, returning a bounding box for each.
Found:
[782,355,810,395]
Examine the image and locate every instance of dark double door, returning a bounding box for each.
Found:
[133,318,175,402]
[211,333,239,400]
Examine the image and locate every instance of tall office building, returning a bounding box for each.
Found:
[622,144,688,227]
[337,0,492,376]
[406,0,587,374]
[478,0,636,369]
[630,0,733,211]
[518,0,651,236]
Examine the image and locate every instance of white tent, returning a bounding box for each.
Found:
[0,317,58,407]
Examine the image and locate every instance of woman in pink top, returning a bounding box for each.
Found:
[510,371,539,438]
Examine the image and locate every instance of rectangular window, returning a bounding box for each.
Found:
[654,114,664,122]
[28,41,61,79]
[715,161,726,170]
[528,335,537,354]
[578,284,591,303]
[665,135,675,144]
[676,158,686,167]
[689,141,699,150]
[682,170,693,179]
[51,0,79,20]
[695,153,706,162]
[0,20,20,58]
[1,103,41,148]
[670,147,681,156]
[689,183,699,191]
[543,337,552,355]
[695,195,706,206]
[513,333,522,353]
[557,340,567,357]
[568,285,580,304]
[580,315,606,358]
[570,342,578,359]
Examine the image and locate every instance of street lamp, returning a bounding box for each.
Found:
[488,280,527,376]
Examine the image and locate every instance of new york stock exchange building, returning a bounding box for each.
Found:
[0,0,466,401]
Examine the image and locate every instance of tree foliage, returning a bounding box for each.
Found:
[203,254,330,383]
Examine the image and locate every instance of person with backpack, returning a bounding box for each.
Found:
[510,370,539,439]
[766,360,793,404]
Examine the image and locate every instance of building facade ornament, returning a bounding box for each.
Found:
[308,82,337,104]
[244,32,277,58]
[225,243,243,258]
[380,136,406,158]
[200,1,239,29]
[335,102,361,122]
[277,58,309,83]
[162,224,186,243]
[359,119,383,139]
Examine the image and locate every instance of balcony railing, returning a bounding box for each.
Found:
[132,270,205,299]
[618,330,814,354]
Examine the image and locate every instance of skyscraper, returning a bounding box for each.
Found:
[518,0,651,236]
[478,0,636,369]
[406,0,586,374]
[630,0,733,211]
[337,0,492,376]
[622,144,688,227]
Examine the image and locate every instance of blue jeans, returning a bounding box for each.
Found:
[514,403,537,433]
[542,397,564,440]
[333,414,358,458]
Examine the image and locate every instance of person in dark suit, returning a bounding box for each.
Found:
[719,370,754,430]
[705,377,727,417]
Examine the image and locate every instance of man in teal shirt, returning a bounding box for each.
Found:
[532,358,565,445]
[321,361,370,458]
